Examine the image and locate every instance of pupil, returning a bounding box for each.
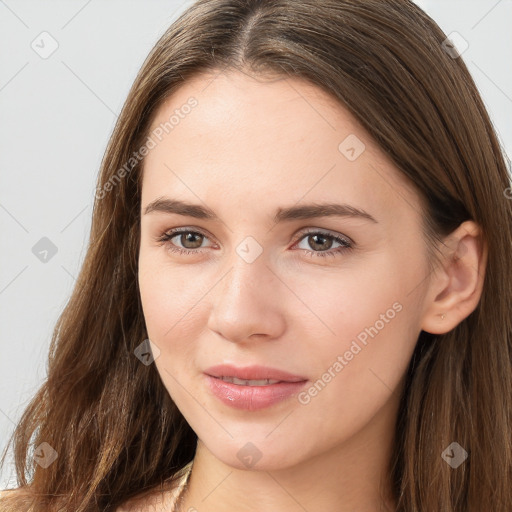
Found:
[183,233,202,248]
[310,234,331,251]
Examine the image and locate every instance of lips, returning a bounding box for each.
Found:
[203,365,309,411]
[204,364,307,383]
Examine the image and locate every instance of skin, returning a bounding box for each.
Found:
[135,69,487,512]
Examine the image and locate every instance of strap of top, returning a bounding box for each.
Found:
[166,460,194,511]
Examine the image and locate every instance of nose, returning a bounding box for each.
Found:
[206,251,287,344]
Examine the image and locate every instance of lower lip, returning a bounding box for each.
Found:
[204,375,308,411]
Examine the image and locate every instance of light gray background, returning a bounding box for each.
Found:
[1,0,511,489]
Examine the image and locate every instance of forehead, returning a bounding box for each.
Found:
[141,70,420,225]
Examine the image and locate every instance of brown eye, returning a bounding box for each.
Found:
[306,233,334,251]
[156,229,213,256]
[177,231,204,249]
[294,230,353,259]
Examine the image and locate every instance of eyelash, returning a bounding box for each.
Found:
[154,227,354,259]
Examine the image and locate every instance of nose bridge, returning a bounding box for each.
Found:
[219,237,270,305]
[207,237,285,341]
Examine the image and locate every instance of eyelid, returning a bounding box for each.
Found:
[295,227,353,245]
[162,226,217,247]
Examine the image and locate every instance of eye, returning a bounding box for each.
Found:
[154,227,354,259]
[292,229,353,259]
[155,228,214,256]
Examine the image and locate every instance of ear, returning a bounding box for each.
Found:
[420,220,488,335]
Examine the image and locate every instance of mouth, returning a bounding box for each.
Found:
[214,376,284,386]
[204,363,307,383]
[203,365,308,411]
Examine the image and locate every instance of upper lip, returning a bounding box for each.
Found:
[205,364,307,383]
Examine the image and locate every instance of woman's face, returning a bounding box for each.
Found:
[138,70,433,471]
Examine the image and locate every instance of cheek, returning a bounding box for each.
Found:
[299,320,416,446]
[287,247,417,337]
[292,258,422,427]
[138,256,207,402]
[138,250,210,341]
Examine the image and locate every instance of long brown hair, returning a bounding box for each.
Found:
[1,0,511,510]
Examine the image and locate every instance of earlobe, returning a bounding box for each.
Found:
[420,220,488,335]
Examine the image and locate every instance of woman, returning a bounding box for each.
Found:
[1,0,511,510]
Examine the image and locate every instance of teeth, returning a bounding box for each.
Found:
[220,376,281,386]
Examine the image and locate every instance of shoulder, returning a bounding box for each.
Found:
[0,461,194,512]
[114,483,181,512]
[115,460,193,512]
[0,481,181,512]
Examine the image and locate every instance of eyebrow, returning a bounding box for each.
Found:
[143,197,378,224]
